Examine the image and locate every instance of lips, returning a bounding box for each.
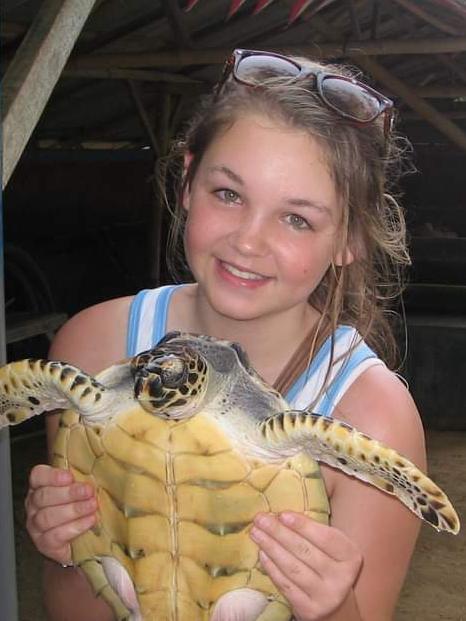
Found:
[218,259,271,281]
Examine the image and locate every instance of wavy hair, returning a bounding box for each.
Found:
[158,55,412,395]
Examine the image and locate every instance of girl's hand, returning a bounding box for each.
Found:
[250,511,363,621]
[25,464,98,566]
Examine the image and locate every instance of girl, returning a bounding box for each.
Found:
[25,50,425,621]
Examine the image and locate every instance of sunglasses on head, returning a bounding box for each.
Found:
[216,49,394,137]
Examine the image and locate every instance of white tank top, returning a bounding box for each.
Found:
[126,285,385,417]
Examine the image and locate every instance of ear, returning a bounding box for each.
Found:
[334,244,355,267]
[182,152,194,212]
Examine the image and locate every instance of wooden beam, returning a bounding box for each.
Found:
[309,13,466,152]
[150,93,172,286]
[162,0,194,49]
[63,66,203,84]
[1,21,27,40]
[402,110,466,121]
[429,0,466,21]
[415,85,466,99]
[67,37,466,71]
[128,80,160,156]
[434,54,466,84]
[1,0,98,188]
[357,56,466,152]
[391,0,464,36]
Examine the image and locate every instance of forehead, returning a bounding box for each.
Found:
[198,114,341,206]
[205,113,328,160]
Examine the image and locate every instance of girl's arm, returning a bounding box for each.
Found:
[252,364,426,621]
[26,297,132,621]
[328,364,426,619]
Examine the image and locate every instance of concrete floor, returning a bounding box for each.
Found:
[10,430,466,621]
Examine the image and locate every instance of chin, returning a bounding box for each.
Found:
[205,292,267,322]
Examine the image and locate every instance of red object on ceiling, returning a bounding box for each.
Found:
[252,0,276,15]
[228,0,249,19]
[288,0,315,24]
[185,0,315,24]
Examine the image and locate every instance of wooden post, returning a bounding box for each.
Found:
[357,56,466,152]
[1,0,99,188]
[0,261,18,619]
[151,93,172,285]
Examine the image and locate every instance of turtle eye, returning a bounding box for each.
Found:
[158,356,188,388]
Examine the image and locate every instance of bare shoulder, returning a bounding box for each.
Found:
[49,296,134,374]
[333,363,426,467]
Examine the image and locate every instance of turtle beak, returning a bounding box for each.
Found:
[134,365,195,420]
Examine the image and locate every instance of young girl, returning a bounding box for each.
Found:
[25,50,426,621]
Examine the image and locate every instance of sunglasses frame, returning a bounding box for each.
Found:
[217,49,394,137]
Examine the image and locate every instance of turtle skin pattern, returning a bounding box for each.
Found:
[53,405,329,621]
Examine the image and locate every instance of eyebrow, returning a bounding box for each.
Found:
[206,165,244,186]
[285,197,332,216]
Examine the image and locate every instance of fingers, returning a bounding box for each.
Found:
[250,516,322,592]
[28,496,97,532]
[250,512,363,619]
[27,480,95,510]
[25,464,98,565]
[256,550,316,616]
[277,512,360,563]
[35,513,97,558]
[29,464,74,489]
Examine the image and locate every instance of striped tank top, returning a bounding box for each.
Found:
[126,285,385,417]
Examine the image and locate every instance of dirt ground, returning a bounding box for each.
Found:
[10,429,466,621]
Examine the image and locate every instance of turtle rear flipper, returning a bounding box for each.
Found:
[0,359,112,427]
[260,412,460,535]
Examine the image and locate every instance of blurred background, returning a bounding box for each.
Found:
[2,1,465,619]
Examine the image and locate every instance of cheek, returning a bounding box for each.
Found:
[184,206,218,260]
[277,239,332,282]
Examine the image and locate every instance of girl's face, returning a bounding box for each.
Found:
[184,114,350,324]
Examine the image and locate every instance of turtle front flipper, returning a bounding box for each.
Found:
[259,412,460,535]
[0,359,111,427]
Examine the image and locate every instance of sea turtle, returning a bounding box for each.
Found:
[0,331,460,621]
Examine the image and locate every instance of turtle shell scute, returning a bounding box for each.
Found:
[53,406,329,620]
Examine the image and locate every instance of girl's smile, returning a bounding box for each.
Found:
[183,114,348,326]
[217,259,272,286]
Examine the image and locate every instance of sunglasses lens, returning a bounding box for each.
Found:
[236,54,300,84]
[321,77,381,122]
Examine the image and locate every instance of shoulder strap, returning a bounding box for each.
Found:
[273,322,331,396]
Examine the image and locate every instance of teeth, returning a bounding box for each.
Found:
[222,262,264,280]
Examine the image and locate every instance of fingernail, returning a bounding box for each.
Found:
[259,550,269,564]
[255,513,272,528]
[82,498,97,512]
[57,470,72,484]
[76,484,92,498]
[250,527,263,542]
[279,512,295,526]
[83,513,96,527]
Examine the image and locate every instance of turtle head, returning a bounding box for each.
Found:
[132,344,208,420]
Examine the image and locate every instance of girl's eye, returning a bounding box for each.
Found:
[216,189,240,203]
[285,213,311,230]
[215,189,241,204]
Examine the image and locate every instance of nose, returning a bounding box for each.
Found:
[228,211,270,257]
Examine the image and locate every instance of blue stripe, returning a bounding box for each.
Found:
[126,289,149,356]
[151,285,178,345]
[285,325,352,403]
[317,343,376,416]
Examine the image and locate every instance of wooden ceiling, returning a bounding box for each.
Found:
[2,0,466,185]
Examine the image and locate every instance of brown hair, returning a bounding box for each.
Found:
[160,54,411,383]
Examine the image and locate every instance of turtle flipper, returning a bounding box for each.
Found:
[0,359,110,427]
[259,412,460,534]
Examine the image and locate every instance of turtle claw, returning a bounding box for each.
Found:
[260,411,460,535]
